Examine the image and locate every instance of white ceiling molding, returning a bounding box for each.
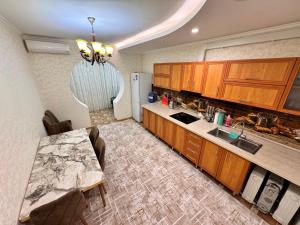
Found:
[115,0,207,50]
[143,21,300,54]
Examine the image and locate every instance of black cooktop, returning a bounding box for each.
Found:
[170,112,199,124]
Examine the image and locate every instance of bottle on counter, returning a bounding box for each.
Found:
[225,114,232,127]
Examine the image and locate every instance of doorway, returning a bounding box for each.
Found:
[70,61,121,125]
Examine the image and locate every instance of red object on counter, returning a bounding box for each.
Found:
[161,96,168,105]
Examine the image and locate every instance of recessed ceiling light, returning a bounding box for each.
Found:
[191,27,199,34]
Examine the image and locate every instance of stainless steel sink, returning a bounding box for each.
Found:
[208,128,262,154]
[231,138,262,154]
[207,128,234,142]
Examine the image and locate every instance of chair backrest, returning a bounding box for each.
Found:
[42,115,55,134]
[89,126,99,147]
[45,110,59,123]
[30,189,86,225]
[94,137,106,171]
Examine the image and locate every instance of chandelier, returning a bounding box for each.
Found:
[76,17,113,65]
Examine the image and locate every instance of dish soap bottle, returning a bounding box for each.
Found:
[225,114,232,127]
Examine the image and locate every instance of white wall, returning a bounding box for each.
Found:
[0,17,45,225]
[29,41,91,129]
[29,41,142,123]
[142,26,300,73]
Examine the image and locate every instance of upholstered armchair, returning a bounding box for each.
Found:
[43,110,73,136]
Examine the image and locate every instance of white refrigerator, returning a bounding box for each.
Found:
[131,72,152,122]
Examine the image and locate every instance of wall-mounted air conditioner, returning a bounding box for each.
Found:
[24,39,70,54]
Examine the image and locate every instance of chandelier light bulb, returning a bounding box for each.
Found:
[105,46,114,55]
[83,46,91,55]
[76,39,87,50]
[91,42,102,53]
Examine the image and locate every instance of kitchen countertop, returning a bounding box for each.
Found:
[142,102,300,187]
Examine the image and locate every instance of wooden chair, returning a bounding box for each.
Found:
[29,189,88,225]
[89,126,99,147]
[94,137,107,207]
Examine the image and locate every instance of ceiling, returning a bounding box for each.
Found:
[123,0,300,53]
[0,0,184,43]
[1,0,299,53]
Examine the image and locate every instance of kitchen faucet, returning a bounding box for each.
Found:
[232,121,246,139]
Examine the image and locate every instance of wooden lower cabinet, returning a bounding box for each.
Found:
[173,125,186,153]
[143,109,149,129]
[155,115,164,138]
[148,111,156,134]
[199,140,223,177]
[163,120,175,146]
[143,108,251,194]
[217,151,251,193]
[183,132,203,164]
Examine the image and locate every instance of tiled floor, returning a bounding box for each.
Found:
[90,108,116,126]
[81,119,271,225]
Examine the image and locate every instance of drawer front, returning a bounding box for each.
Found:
[221,83,284,110]
[183,132,202,164]
[226,59,295,85]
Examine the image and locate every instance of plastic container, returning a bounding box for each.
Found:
[217,112,225,126]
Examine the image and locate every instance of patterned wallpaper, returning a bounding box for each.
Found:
[29,41,142,123]
[0,18,45,225]
[142,37,300,73]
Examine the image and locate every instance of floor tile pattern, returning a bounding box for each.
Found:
[83,119,269,225]
[90,108,116,126]
[19,119,270,225]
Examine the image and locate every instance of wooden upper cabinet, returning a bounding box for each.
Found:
[182,63,193,91]
[199,140,223,177]
[173,125,186,153]
[183,132,203,164]
[143,108,149,129]
[202,62,227,98]
[278,58,300,116]
[170,64,183,91]
[154,63,171,75]
[153,63,171,89]
[193,63,205,93]
[181,63,205,93]
[163,120,175,146]
[221,82,284,110]
[225,58,296,85]
[217,150,251,193]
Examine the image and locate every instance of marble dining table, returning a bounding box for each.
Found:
[19,128,104,223]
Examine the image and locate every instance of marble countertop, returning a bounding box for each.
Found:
[19,129,104,222]
[143,102,300,187]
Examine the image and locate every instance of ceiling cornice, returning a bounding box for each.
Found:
[115,0,207,50]
[143,21,300,54]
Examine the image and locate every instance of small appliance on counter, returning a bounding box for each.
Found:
[148,91,157,103]
[205,105,215,122]
[131,72,152,122]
